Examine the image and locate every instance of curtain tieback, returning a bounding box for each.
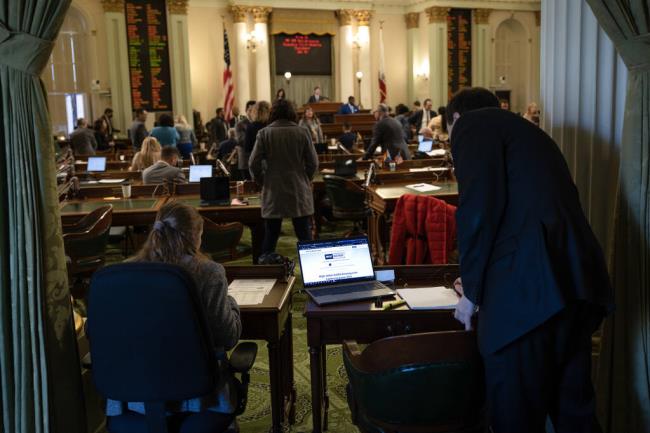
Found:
[0,21,54,76]
[619,33,650,73]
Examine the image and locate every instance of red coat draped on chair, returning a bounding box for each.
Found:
[388,194,456,265]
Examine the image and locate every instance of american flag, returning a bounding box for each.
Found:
[223,27,235,122]
[378,25,387,103]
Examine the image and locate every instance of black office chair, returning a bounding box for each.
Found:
[86,262,257,433]
[323,175,369,236]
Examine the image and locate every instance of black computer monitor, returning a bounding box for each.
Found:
[200,176,230,206]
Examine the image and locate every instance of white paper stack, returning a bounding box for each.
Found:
[228,279,276,305]
[98,179,126,184]
[427,149,447,157]
[405,183,442,192]
[396,287,460,310]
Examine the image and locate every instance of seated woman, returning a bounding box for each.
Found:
[106,201,242,416]
[129,136,161,171]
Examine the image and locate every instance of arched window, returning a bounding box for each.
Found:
[43,6,89,136]
[494,18,528,113]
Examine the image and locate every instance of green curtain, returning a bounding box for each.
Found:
[0,1,86,433]
[584,1,650,432]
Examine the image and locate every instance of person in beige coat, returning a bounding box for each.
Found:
[249,99,319,256]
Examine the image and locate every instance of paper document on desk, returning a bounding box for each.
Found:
[408,167,448,173]
[98,179,126,184]
[406,183,441,192]
[228,279,276,294]
[229,292,266,305]
[396,287,460,310]
[427,149,447,157]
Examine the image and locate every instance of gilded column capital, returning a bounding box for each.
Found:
[167,0,188,15]
[354,10,373,27]
[230,5,249,23]
[405,12,419,29]
[426,7,449,24]
[251,6,272,24]
[101,0,124,13]
[337,9,354,27]
[473,9,491,25]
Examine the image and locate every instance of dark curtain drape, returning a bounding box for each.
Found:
[585,1,650,432]
[0,1,85,432]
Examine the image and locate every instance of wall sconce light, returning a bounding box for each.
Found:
[416,72,429,81]
[246,31,258,52]
[284,71,292,85]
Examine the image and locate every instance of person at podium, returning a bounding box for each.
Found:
[307,86,325,104]
[338,96,360,114]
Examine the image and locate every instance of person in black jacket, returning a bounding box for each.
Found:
[448,88,613,433]
[244,101,270,155]
[408,98,437,131]
[363,104,410,160]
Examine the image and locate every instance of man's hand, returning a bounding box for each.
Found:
[453,277,463,296]
[454,295,476,331]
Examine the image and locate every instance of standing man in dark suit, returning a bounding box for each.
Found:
[408,98,436,132]
[448,88,613,433]
[129,108,148,150]
[69,118,97,156]
[363,104,410,160]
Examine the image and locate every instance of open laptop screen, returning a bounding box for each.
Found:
[189,165,212,182]
[418,137,433,152]
[298,237,375,288]
[87,156,106,172]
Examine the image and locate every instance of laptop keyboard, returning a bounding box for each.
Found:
[313,281,386,297]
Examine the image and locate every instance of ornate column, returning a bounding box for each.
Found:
[426,7,449,107]
[231,6,251,107]
[251,6,272,101]
[405,13,420,104]
[101,0,132,133]
[167,0,193,125]
[355,10,372,109]
[473,9,491,87]
[337,10,355,102]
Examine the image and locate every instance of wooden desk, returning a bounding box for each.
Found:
[60,197,166,226]
[304,265,463,433]
[333,113,375,124]
[367,180,458,264]
[224,265,297,433]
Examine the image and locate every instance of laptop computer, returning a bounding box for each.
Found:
[87,156,106,172]
[334,158,357,178]
[418,136,434,153]
[297,236,395,305]
[200,176,230,206]
[189,165,213,183]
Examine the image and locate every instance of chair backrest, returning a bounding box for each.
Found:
[87,262,217,404]
[201,218,244,261]
[343,331,485,432]
[63,205,113,268]
[323,175,366,213]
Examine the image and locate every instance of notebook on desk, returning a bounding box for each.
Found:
[297,236,395,306]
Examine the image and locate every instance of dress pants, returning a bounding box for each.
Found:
[483,302,604,433]
[261,216,312,255]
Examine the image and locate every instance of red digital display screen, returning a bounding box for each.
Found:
[274,33,332,75]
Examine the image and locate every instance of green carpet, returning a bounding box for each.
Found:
[102,219,360,433]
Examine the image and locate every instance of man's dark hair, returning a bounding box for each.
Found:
[446,87,499,124]
[158,114,174,127]
[343,122,351,131]
[413,100,421,107]
[269,98,298,123]
[395,104,409,115]
[348,96,355,103]
[104,108,113,114]
[161,146,179,161]
[245,100,256,110]
[423,98,432,106]
[216,107,224,115]
[76,118,86,128]
[314,86,320,91]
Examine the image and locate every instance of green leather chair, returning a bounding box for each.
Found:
[343,331,486,433]
[200,218,247,262]
[63,205,113,298]
[323,174,369,236]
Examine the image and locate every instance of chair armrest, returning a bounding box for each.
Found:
[229,342,258,373]
[343,340,362,358]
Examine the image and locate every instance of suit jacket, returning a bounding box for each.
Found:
[249,120,319,219]
[307,95,322,104]
[70,127,97,156]
[364,116,411,160]
[129,121,148,150]
[451,108,613,355]
[142,161,186,185]
[409,109,437,128]
[339,103,359,114]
